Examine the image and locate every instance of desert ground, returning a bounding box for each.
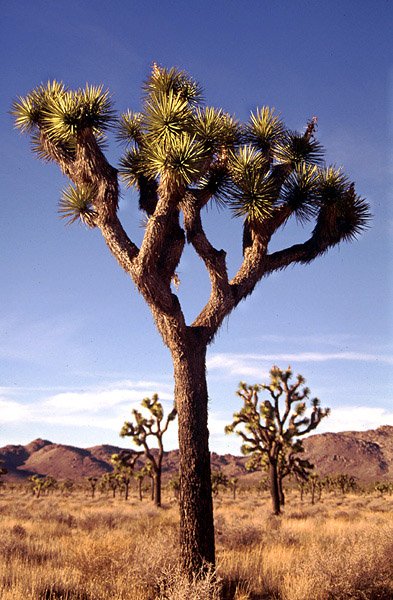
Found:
[0,483,392,600]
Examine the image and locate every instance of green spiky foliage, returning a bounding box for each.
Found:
[12,82,113,154]
[226,366,329,514]
[59,184,97,227]
[120,394,177,507]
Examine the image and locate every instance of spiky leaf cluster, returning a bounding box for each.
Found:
[118,65,241,192]
[13,66,370,244]
[118,66,369,239]
[244,107,285,157]
[12,82,114,158]
[58,184,98,227]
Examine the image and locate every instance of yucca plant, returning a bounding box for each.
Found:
[13,64,370,576]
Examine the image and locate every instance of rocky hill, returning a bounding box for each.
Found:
[302,425,393,482]
[1,426,392,484]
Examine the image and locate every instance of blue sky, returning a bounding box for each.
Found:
[1,0,392,453]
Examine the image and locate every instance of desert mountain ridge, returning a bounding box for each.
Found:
[1,425,392,484]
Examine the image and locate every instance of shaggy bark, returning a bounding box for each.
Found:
[173,334,215,572]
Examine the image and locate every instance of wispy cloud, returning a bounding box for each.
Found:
[0,379,174,428]
[317,405,393,434]
[207,351,393,378]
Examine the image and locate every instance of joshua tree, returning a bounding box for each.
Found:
[111,451,141,501]
[307,472,322,504]
[0,461,8,492]
[87,476,98,499]
[226,366,329,514]
[333,473,358,495]
[211,470,228,497]
[374,481,393,497]
[12,66,369,573]
[99,472,119,498]
[120,394,177,507]
[134,469,146,501]
[169,474,180,500]
[228,477,239,500]
[29,474,57,497]
[276,445,314,506]
[59,479,74,496]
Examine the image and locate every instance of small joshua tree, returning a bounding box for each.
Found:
[169,474,180,500]
[134,469,146,501]
[120,394,177,507]
[0,461,7,492]
[29,474,57,497]
[87,476,98,499]
[228,477,239,500]
[226,366,329,514]
[100,472,119,498]
[111,451,141,501]
[374,481,393,497]
[59,479,74,496]
[211,470,228,497]
[333,473,358,495]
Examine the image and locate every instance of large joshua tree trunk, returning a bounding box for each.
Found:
[173,337,215,572]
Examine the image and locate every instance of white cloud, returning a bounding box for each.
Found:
[0,380,174,430]
[0,397,29,422]
[207,351,393,378]
[317,405,393,434]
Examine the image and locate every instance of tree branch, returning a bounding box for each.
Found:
[181,193,232,335]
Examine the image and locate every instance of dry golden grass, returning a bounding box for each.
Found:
[0,487,392,599]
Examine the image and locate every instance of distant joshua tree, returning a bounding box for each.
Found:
[29,475,57,497]
[111,451,141,501]
[374,481,393,497]
[0,460,7,491]
[226,366,329,514]
[333,473,358,495]
[228,477,239,500]
[168,474,180,500]
[211,470,228,497]
[87,476,98,499]
[120,394,177,507]
[99,472,119,498]
[59,479,74,496]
